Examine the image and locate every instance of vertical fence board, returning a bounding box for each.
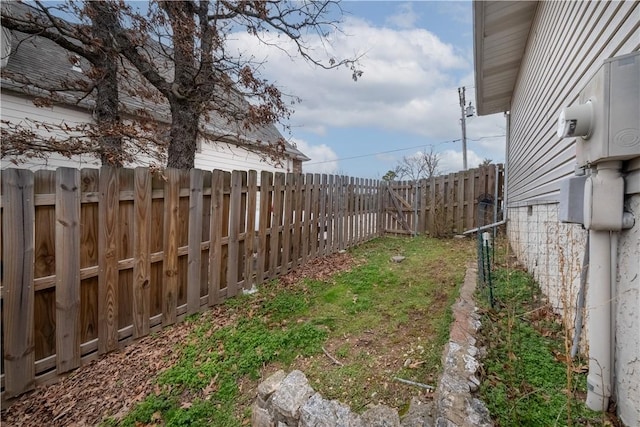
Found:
[55,167,81,373]
[310,174,320,259]
[269,173,285,276]
[244,170,258,290]
[209,170,224,305]
[319,175,327,256]
[98,167,119,354]
[80,168,99,346]
[117,169,135,333]
[326,175,334,253]
[282,173,293,272]
[187,169,204,313]
[351,177,357,244]
[257,171,272,284]
[162,169,179,326]
[133,168,151,338]
[238,172,248,288]
[2,169,36,397]
[219,172,231,298]
[33,170,55,361]
[335,176,343,250]
[293,174,304,267]
[227,171,242,297]
[301,174,312,263]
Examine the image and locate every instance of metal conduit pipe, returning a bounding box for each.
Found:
[584,160,624,411]
[585,229,613,411]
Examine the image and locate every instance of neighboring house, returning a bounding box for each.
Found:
[0,4,309,173]
[474,1,639,425]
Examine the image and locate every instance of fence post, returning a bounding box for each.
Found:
[55,167,81,373]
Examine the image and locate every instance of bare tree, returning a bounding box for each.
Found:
[479,158,493,167]
[113,0,362,169]
[2,1,361,170]
[395,147,441,181]
[0,1,161,166]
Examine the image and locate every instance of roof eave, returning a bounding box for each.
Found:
[473,1,538,116]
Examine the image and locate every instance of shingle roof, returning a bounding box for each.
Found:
[0,2,309,161]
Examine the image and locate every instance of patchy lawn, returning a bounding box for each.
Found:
[1,236,474,427]
[476,242,618,427]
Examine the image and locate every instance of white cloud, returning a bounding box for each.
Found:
[227,17,468,140]
[439,149,484,173]
[293,138,339,174]
[386,3,419,29]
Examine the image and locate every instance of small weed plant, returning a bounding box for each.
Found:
[477,245,606,426]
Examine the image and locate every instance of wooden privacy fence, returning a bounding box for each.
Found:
[382,164,504,236]
[0,167,383,398]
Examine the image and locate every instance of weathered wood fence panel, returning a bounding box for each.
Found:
[383,164,504,236]
[0,167,383,398]
[0,164,502,399]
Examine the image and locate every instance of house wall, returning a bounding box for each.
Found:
[1,91,102,170]
[1,91,295,174]
[506,2,639,425]
[508,0,638,203]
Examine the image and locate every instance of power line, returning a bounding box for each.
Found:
[304,134,506,166]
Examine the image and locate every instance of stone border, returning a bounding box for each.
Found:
[252,264,493,427]
[434,264,493,427]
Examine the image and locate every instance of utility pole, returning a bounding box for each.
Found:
[458,86,468,170]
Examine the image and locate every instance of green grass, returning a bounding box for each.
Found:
[477,262,605,426]
[105,236,474,426]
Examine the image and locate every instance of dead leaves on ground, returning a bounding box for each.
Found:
[0,254,360,427]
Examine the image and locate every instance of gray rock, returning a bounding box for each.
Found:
[361,405,401,427]
[467,375,480,393]
[271,370,314,421]
[465,398,493,426]
[252,402,274,427]
[258,370,287,400]
[466,346,478,358]
[299,393,360,427]
[400,398,434,427]
[463,354,479,374]
[391,256,406,263]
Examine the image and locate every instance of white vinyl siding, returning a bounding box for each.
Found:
[1,91,292,173]
[194,140,292,175]
[508,1,639,205]
[0,91,102,170]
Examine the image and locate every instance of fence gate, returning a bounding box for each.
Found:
[383,181,419,235]
[382,165,504,237]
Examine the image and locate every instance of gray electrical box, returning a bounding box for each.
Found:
[559,175,588,224]
[576,52,640,167]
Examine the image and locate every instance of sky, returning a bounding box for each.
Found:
[226,1,507,178]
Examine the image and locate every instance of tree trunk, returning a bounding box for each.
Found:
[166,99,199,169]
[88,2,122,167]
